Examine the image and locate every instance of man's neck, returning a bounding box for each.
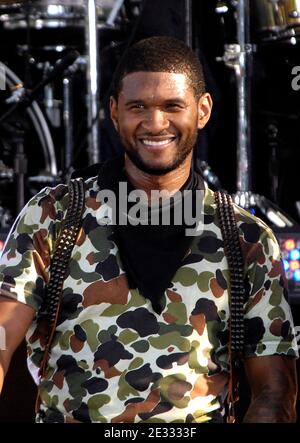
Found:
[124,154,192,199]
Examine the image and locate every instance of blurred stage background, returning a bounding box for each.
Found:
[0,0,300,422]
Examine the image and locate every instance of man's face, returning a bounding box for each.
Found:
[110,71,212,175]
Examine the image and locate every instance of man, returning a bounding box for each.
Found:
[0,37,298,423]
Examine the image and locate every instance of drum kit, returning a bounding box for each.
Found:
[251,0,300,42]
[216,0,300,227]
[0,0,300,230]
[0,0,139,227]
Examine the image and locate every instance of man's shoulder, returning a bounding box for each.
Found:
[204,186,276,244]
[233,202,275,242]
[29,174,99,206]
[23,157,123,222]
[23,183,69,215]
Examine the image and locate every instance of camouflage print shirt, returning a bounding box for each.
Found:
[0,176,298,423]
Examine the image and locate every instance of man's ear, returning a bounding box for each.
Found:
[110,96,119,132]
[197,93,213,129]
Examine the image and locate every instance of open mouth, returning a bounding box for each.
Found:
[139,137,177,149]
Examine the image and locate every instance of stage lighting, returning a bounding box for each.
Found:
[273,228,300,304]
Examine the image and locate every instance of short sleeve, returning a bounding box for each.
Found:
[240,219,299,359]
[0,186,66,312]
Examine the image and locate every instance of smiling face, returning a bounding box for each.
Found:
[110,71,212,175]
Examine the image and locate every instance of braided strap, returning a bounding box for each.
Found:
[214,191,245,353]
[214,191,245,422]
[39,178,85,379]
[46,178,85,326]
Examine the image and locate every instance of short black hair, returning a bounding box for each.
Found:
[112,36,206,99]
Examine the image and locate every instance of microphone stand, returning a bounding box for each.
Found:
[85,0,125,164]
[221,0,296,228]
[63,74,74,178]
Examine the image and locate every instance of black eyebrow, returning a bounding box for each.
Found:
[163,98,187,105]
[124,98,187,106]
[124,99,145,106]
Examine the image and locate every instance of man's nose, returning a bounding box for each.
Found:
[141,109,169,132]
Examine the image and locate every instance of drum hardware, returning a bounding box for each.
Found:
[185,0,193,48]
[296,202,300,220]
[0,50,79,123]
[251,0,300,42]
[44,80,61,128]
[0,52,78,213]
[5,82,25,105]
[0,0,128,169]
[85,0,136,164]
[0,65,4,90]
[0,62,56,176]
[0,0,119,30]
[42,58,79,132]
[106,0,124,28]
[0,159,14,229]
[290,9,300,18]
[219,0,296,227]
[0,119,27,212]
[85,0,100,165]
[216,1,229,15]
[266,122,280,203]
[63,75,74,175]
[197,160,223,191]
[0,160,13,179]
[41,55,85,178]
[0,205,12,230]
[14,126,27,212]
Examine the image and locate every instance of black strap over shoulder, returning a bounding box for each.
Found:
[214,191,245,353]
[39,177,85,379]
[46,177,86,326]
[214,190,245,422]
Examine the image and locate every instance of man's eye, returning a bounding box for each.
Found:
[130,104,144,110]
[166,104,183,110]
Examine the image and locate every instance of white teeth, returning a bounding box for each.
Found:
[141,139,173,146]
